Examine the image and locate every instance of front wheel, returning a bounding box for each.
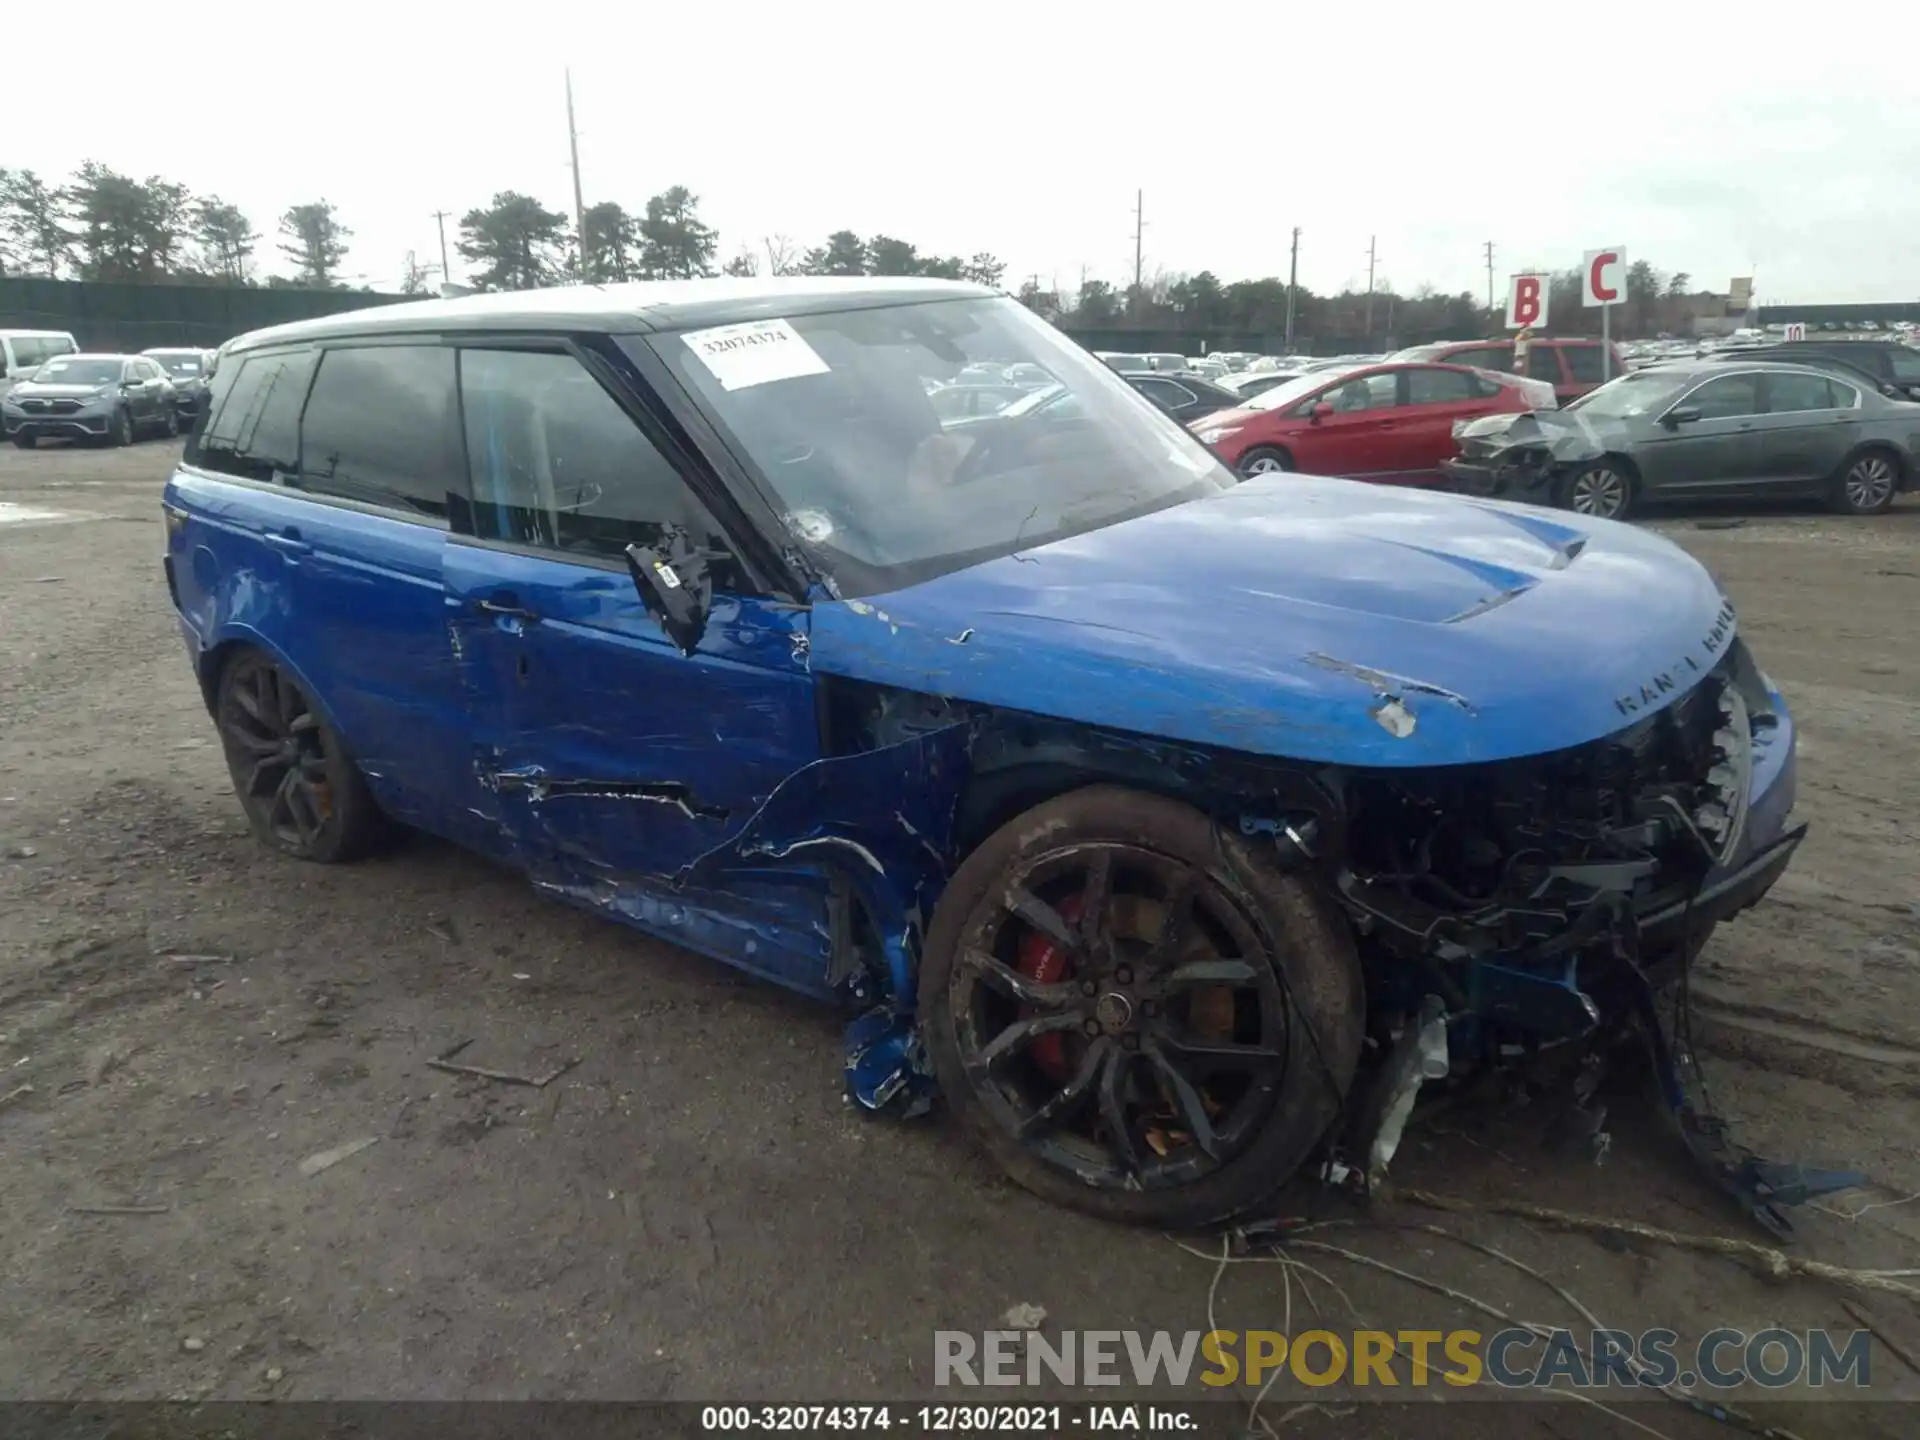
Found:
[214,649,388,863]
[163,406,181,438]
[1238,446,1293,478]
[1832,450,1898,516]
[110,407,134,447]
[11,432,34,450]
[920,785,1364,1227]
[1558,461,1634,520]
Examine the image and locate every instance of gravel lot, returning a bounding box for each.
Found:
[2,439,1916,1437]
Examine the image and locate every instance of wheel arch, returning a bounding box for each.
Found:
[1838,439,1909,492]
[197,630,356,750]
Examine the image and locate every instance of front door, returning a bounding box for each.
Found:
[1638,372,1766,497]
[1397,366,1503,484]
[1292,370,1403,479]
[441,344,828,987]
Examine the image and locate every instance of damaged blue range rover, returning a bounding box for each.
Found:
[163,278,1830,1232]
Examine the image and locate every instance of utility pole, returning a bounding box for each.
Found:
[1484,241,1496,321]
[1130,189,1145,319]
[1364,235,1378,336]
[566,68,589,280]
[431,210,451,284]
[1284,227,1301,352]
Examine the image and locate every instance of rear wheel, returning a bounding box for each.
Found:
[1558,461,1634,520]
[214,649,387,863]
[1832,450,1898,516]
[1238,446,1293,478]
[921,785,1364,1227]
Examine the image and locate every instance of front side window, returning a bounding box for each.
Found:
[459,347,721,562]
[191,349,318,481]
[1888,346,1920,385]
[1684,373,1762,420]
[1321,371,1398,412]
[296,346,459,518]
[638,297,1232,594]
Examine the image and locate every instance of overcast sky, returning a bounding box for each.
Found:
[14,4,1918,304]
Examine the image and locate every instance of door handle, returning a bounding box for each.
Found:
[476,593,540,623]
[262,528,311,557]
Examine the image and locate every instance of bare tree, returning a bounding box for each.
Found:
[763,234,801,276]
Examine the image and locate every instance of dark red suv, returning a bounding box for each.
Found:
[1389,338,1628,404]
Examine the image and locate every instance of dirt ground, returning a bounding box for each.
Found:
[2,438,1917,1437]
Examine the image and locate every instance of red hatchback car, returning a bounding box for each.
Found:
[1189,362,1553,484]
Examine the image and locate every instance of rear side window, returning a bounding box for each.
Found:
[1406,367,1476,404]
[1526,347,1566,382]
[1443,345,1511,372]
[189,349,318,481]
[458,347,717,560]
[296,346,460,519]
[1562,345,1609,384]
[1766,372,1843,413]
[11,337,46,370]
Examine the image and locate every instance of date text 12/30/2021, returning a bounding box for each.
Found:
[700,1404,1201,1432]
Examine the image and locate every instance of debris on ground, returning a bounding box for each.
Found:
[0,1083,33,1111]
[298,1136,381,1177]
[181,1337,205,1354]
[998,1302,1047,1330]
[425,1055,580,1088]
[70,1202,171,1216]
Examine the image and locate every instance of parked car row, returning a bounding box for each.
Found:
[0,333,220,447]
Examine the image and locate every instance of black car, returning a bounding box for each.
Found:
[1720,341,1920,400]
[1122,370,1244,422]
[0,352,179,447]
[143,347,218,419]
[1442,360,1919,519]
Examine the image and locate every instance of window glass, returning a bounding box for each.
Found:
[1525,347,1564,382]
[1133,377,1194,409]
[1766,372,1839,413]
[1448,346,1511,372]
[1684,373,1762,419]
[11,338,46,370]
[189,349,318,481]
[1562,345,1608,383]
[459,348,717,561]
[1406,367,1476,404]
[1320,371,1398,412]
[1888,346,1920,385]
[296,346,458,517]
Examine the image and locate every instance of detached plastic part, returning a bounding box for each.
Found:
[844,1006,933,1118]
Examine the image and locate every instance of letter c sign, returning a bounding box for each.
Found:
[1584,247,1626,307]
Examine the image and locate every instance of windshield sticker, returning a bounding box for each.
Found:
[681,318,830,392]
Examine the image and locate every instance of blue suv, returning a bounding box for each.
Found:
[163,278,1806,1228]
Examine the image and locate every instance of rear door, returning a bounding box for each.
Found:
[440,342,824,973]
[1750,371,1860,491]
[1398,366,1504,483]
[1638,371,1766,496]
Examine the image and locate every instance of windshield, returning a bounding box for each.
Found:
[639,297,1234,595]
[30,358,121,387]
[1566,371,1690,419]
[150,353,204,376]
[1243,371,1346,411]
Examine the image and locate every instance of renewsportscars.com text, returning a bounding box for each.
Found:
[935,1328,1873,1391]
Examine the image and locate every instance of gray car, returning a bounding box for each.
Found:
[1,352,179,448]
[142,347,218,419]
[1443,360,1920,519]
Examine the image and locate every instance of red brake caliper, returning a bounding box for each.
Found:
[1016,893,1083,1083]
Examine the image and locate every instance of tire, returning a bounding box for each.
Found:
[213,648,387,864]
[163,406,180,439]
[1238,446,1294,478]
[920,785,1365,1228]
[110,407,134,447]
[1557,460,1635,520]
[1831,448,1899,516]
[11,433,34,450]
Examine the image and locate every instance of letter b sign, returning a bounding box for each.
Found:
[1506,275,1549,330]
